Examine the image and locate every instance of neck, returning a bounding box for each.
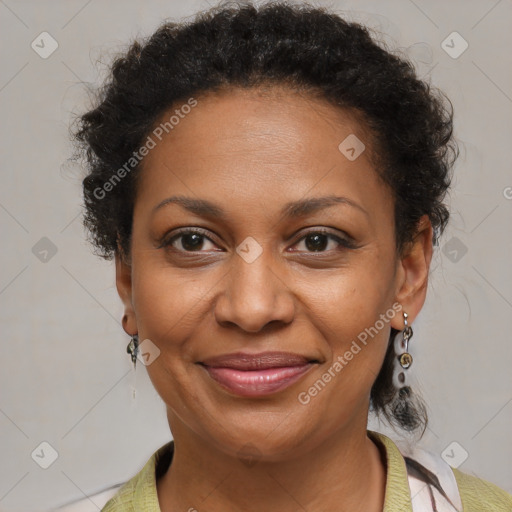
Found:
[157,417,386,512]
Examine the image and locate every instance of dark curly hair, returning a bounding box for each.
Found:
[73,0,457,434]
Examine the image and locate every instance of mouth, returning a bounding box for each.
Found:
[197,351,319,398]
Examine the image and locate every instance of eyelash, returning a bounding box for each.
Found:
[158,227,357,254]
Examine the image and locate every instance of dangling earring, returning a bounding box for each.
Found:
[126,334,139,369]
[393,312,413,390]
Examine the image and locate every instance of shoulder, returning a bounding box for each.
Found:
[53,479,137,512]
[101,478,138,512]
[54,485,123,511]
[55,441,173,512]
[452,468,512,512]
[102,440,174,511]
[370,430,512,512]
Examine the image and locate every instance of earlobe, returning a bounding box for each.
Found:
[115,250,137,335]
[391,215,433,329]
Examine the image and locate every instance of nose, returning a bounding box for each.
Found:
[214,250,295,333]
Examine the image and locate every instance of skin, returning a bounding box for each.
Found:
[116,85,433,512]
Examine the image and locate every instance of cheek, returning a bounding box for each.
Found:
[307,260,396,336]
[131,256,207,344]
[304,268,395,398]
[128,259,209,404]
[131,264,205,410]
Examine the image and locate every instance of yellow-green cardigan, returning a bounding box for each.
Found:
[101,431,512,511]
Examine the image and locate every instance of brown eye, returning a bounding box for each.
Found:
[177,233,208,251]
[291,230,355,253]
[160,229,219,252]
[304,233,330,252]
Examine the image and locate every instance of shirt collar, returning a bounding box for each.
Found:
[127,431,413,512]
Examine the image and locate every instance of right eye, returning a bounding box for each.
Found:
[159,228,221,253]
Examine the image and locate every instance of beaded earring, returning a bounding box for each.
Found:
[393,312,413,390]
[126,334,139,369]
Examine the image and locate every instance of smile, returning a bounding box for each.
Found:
[197,351,319,397]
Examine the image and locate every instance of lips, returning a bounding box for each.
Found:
[200,351,315,370]
[198,351,318,397]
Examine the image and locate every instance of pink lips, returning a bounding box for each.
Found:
[198,351,317,397]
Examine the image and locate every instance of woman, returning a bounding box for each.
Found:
[66,1,511,511]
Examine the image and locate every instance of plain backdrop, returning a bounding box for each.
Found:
[0,0,511,510]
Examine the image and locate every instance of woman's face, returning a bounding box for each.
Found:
[117,86,429,460]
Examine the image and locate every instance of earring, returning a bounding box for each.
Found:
[126,334,139,369]
[393,312,413,389]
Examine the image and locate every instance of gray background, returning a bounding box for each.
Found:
[0,0,511,510]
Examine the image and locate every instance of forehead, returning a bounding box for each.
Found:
[134,86,391,222]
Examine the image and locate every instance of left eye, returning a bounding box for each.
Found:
[291,232,350,252]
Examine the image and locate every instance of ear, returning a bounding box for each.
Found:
[115,246,137,336]
[390,215,433,329]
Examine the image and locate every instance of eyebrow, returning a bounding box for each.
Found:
[152,194,368,220]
